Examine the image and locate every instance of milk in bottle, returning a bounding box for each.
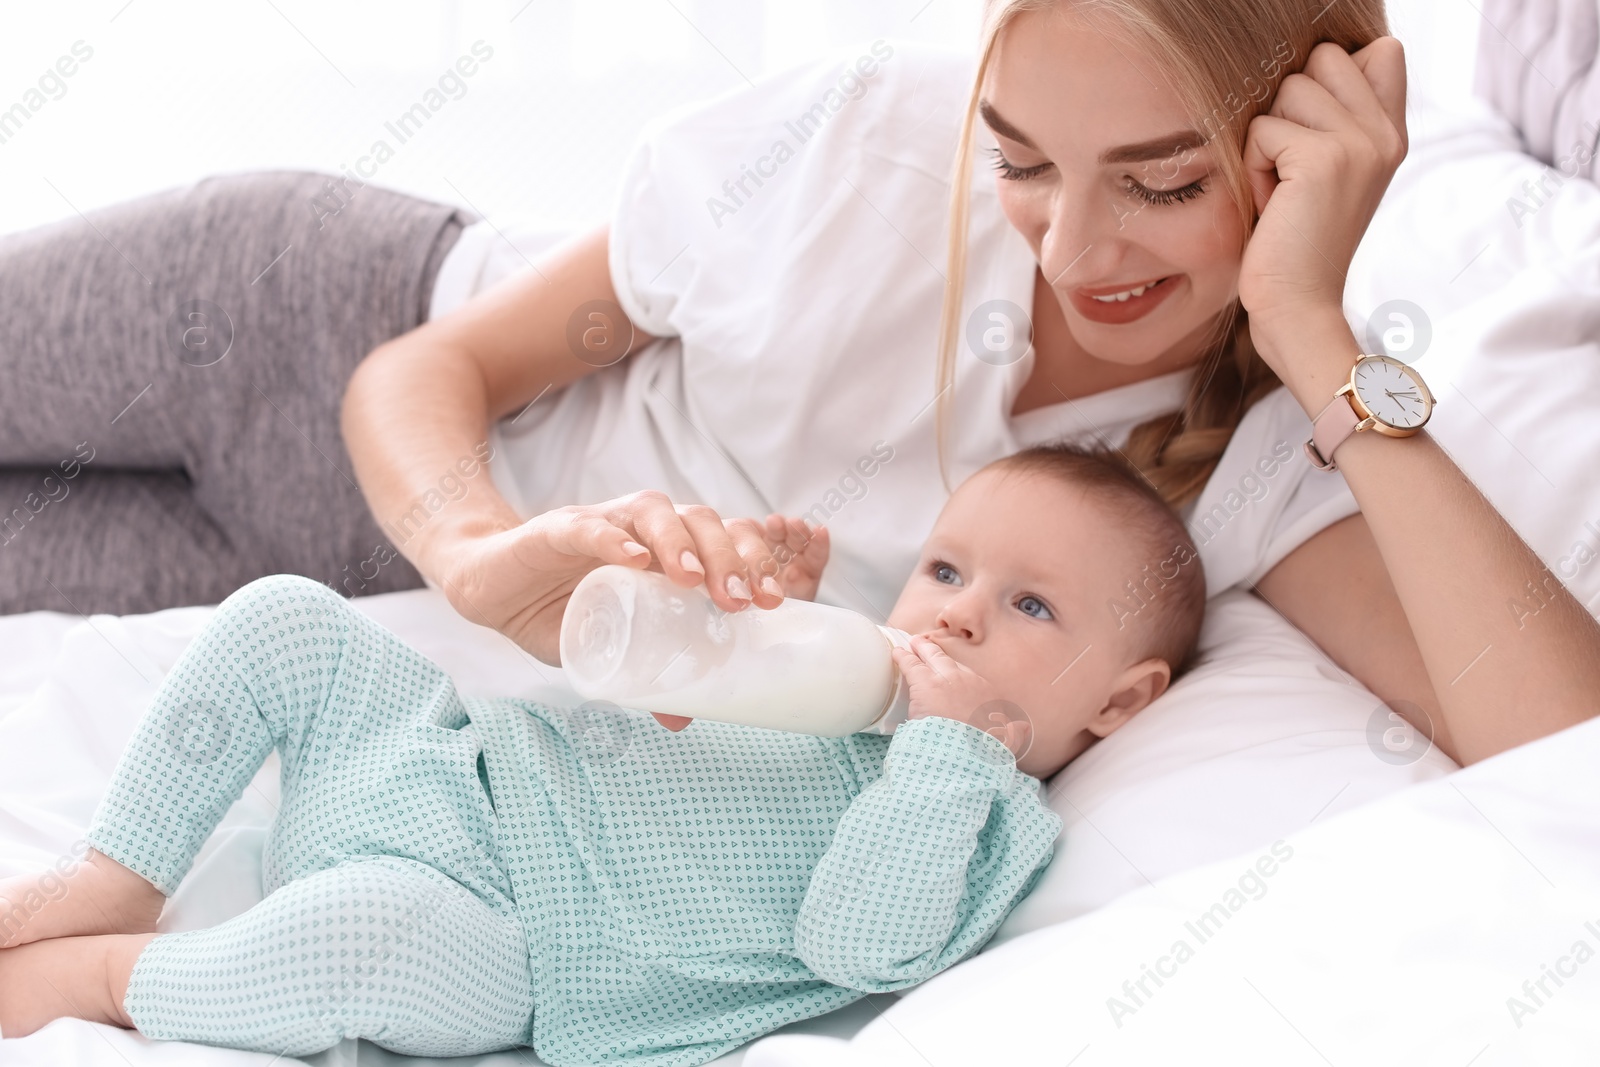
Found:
[559,565,912,736]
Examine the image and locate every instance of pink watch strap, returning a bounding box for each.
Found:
[1304,395,1360,471]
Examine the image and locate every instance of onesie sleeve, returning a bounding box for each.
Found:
[793,715,1062,992]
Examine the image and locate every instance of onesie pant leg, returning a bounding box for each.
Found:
[84,572,531,1054]
[124,854,535,1057]
[85,571,428,894]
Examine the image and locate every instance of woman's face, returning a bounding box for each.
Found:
[982,5,1247,370]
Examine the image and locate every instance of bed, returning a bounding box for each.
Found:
[5,8,1600,1064]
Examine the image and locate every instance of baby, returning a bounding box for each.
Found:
[0,441,1204,1066]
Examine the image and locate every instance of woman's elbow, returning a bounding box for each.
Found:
[340,340,393,430]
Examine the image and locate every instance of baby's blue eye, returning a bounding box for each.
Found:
[933,562,960,585]
[1017,595,1052,620]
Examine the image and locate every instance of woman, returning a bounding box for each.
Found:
[347,0,1598,768]
[4,0,1597,772]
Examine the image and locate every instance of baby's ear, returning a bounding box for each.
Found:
[1087,658,1172,738]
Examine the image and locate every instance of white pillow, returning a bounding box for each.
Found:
[994,587,1457,945]
[1343,92,1600,620]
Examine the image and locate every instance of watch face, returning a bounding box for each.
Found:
[1352,355,1431,429]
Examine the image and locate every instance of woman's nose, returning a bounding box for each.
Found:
[1039,189,1129,289]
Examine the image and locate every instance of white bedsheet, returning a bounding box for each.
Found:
[746,710,1600,1067]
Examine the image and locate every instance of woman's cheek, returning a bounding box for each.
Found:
[993,179,1047,251]
[1167,201,1245,304]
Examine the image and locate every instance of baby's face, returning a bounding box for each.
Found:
[885,466,1168,777]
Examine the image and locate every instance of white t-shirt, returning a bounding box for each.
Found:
[431,39,1358,616]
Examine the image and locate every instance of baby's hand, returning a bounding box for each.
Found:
[747,513,829,602]
[892,636,1031,758]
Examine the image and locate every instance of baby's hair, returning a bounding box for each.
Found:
[984,441,1207,680]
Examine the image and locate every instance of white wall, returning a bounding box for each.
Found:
[0,0,984,235]
[0,0,1487,237]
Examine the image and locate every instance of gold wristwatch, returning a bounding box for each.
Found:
[1304,353,1435,472]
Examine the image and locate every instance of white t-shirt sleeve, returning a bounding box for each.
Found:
[606,41,903,340]
[1186,386,1361,598]
[607,111,687,338]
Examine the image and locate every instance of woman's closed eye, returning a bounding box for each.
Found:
[986,145,1050,182]
[1123,174,1207,207]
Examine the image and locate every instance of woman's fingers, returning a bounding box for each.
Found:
[527,506,652,569]
[528,492,803,616]
[1344,37,1409,145]
[1267,69,1348,134]
[671,503,751,607]
[590,490,703,583]
[1285,43,1378,126]
[672,505,779,609]
[1240,113,1301,213]
[1269,43,1404,167]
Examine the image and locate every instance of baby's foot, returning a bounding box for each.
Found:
[0,850,164,949]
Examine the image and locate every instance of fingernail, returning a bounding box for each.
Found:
[759,576,782,598]
[622,541,649,558]
[725,574,752,601]
[679,549,704,575]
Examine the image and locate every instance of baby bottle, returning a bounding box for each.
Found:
[559,565,913,736]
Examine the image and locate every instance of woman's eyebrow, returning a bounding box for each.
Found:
[1099,132,1207,164]
[978,100,1205,165]
[978,99,1039,150]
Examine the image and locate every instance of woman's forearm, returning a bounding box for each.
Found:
[341,340,523,585]
[341,224,650,593]
[1261,310,1600,764]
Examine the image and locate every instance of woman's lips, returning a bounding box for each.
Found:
[1068,274,1179,325]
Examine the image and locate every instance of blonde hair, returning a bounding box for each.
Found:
[934,0,1389,508]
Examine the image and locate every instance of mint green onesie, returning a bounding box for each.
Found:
[86,574,1061,1066]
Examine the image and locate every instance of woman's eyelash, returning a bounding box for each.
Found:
[986,145,1049,181]
[986,145,1206,206]
[1123,175,1206,206]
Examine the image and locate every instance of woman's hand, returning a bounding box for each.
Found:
[1238,37,1408,374]
[754,513,830,602]
[893,635,1031,759]
[437,489,789,666]
[650,513,830,734]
